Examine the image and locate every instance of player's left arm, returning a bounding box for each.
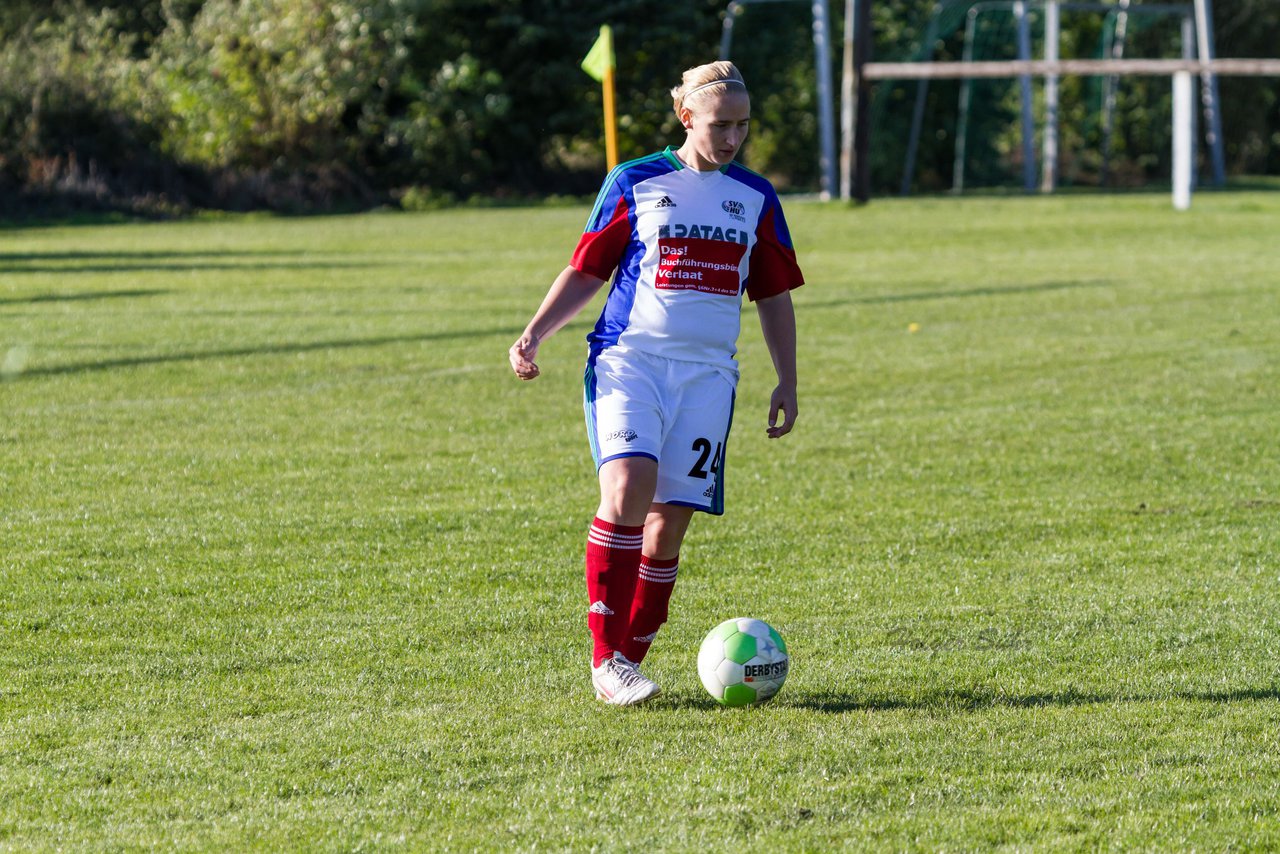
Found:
[755,290,797,439]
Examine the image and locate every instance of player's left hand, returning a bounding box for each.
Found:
[766,385,797,438]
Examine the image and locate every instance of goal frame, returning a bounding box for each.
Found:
[843,0,1280,202]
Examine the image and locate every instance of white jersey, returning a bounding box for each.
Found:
[572,147,803,371]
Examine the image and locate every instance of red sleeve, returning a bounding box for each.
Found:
[745,205,804,302]
[570,195,631,281]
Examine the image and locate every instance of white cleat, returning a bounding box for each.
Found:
[591,653,661,706]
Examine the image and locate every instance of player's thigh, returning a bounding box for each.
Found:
[597,456,659,525]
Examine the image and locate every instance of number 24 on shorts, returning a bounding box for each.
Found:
[688,438,722,479]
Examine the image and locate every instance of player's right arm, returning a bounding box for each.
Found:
[509,266,607,380]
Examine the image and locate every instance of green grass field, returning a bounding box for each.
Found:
[3,191,1278,850]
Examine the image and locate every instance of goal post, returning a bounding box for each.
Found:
[1173,69,1193,209]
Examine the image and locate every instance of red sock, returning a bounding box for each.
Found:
[622,555,679,664]
[585,517,644,667]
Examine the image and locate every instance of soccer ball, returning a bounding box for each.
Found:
[697,617,789,706]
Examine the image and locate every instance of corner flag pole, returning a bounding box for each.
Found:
[602,64,619,170]
[582,25,619,171]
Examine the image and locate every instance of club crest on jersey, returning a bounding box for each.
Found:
[658,223,748,245]
[722,199,747,222]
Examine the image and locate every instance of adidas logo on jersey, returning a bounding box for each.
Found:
[589,600,615,615]
[655,195,677,208]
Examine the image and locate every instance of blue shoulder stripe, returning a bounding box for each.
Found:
[724,161,778,201]
[583,151,675,232]
[724,162,795,248]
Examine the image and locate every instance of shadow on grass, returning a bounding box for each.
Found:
[800,279,1112,309]
[3,250,298,261]
[632,686,1280,713]
[7,327,519,380]
[1,249,389,275]
[0,288,169,306]
[787,686,1280,714]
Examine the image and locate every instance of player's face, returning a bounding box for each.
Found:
[681,90,751,171]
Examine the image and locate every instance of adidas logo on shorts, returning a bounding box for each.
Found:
[655,195,677,208]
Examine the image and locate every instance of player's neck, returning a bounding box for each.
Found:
[673,144,722,173]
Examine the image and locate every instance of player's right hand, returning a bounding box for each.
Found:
[509,333,541,380]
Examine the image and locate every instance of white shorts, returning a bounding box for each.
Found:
[585,347,737,515]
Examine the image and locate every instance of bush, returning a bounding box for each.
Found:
[0,10,137,204]
[136,0,418,203]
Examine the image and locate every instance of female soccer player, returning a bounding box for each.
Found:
[508,60,803,706]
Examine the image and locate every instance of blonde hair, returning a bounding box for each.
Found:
[670,61,748,118]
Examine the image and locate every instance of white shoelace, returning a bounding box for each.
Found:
[606,657,648,689]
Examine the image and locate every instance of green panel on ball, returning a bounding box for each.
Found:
[722,632,757,665]
[710,620,740,643]
[721,683,757,707]
[768,627,787,655]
